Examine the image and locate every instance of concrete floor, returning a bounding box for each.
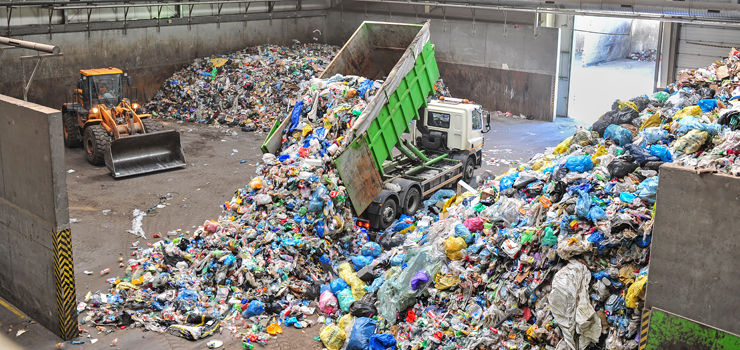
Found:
[0,115,583,349]
[569,57,656,124]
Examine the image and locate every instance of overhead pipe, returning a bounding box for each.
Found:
[0,36,60,54]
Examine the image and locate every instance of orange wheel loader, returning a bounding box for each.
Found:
[62,68,186,178]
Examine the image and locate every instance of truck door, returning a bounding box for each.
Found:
[447,112,464,150]
[468,109,484,151]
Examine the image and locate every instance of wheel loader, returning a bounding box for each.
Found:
[62,67,186,178]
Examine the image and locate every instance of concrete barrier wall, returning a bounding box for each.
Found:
[325,12,560,121]
[0,94,77,339]
[646,163,740,336]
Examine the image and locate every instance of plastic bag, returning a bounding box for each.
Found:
[349,300,377,318]
[587,206,607,222]
[167,319,220,341]
[624,144,660,166]
[501,238,521,258]
[337,289,355,313]
[604,124,633,146]
[608,156,639,178]
[554,136,574,154]
[351,255,374,271]
[338,314,356,334]
[541,227,558,246]
[410,270,429,290]
[649,144,673,162]
[434,273,461,290]
[330,279,350,294]
[266,323,283,335]
[499,172,519,190]
[319,290,339,314]
[674,129,709,154]
[565,155,594,173]
[379,233,405,250]
[673,105,702,120]
[513,170,539,189]
[369,334,397,350]
[625,275,648,309]
[454,224,473,244]
[423,189,455,209]
[444,237,467,260]
[641,127,668,144]
[640,113,662,130]
[463,217,484,232]
[652,91,669,103]
[249,177,262,189]
[361,242,382,258]
[320,325,347,350]
[636,177,659,204]
[254,194,272,205]
[576,190,592,218]
[242,300,265,318]
[697,99,718,112]
[346,317,377,350]
[338,263,367,300]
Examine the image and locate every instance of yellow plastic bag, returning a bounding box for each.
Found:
[434,273,461,290]
[640,113,662,130]
[673,105,702,120]
[625,275,648,309]
[337,263,367,300]
[618,100,638,111]
[554,136,573,154]
[674,129,709,154]
[249,177,262,189]
[266,323,283,335]
[444,237,467,261]
[337,314,355,333]
[320,325,347,350]
[591,146,607,165]
[302,124,313,137]
[209,57,228,67]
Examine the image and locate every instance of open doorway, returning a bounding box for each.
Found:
[568,16,660,124]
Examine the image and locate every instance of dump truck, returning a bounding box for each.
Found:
[263,21,490,229]
[62,67,186,178]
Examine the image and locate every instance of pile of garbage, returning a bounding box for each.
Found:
[626,49,656,62]
[144,44,339,132]
[77,49,740,350]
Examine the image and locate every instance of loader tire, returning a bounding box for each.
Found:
[63,112,83,148]
[84,125,110,166]
[141,118,160,133]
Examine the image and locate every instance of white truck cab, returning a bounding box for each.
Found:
[411,97,490,182]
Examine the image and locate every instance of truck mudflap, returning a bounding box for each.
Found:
[334,135,384,216]
[105,130,186,178]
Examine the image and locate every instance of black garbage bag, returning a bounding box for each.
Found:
[630,96,650,112]
[303,281,322,301]
[548,181,568,203]
[593,108,640,136]
[624,144,660,166]
[642,161,664,171]
[718,109,740,130]
[349,293,378,317]
[608,155,639,178]
[697,87,716,99]
[264,301,284,315]
[379,233,405,250]
[499,188,518,198]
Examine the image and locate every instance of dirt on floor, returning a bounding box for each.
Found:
[3,115,584,349]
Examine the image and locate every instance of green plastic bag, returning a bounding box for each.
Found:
[541,227,558,246]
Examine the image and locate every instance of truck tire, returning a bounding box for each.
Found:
[84,125,110,166]
[378,198,397,230]
[63,112,82,148]
[403,187,421,216]
[141,118,160,133]
[462,156,475,183]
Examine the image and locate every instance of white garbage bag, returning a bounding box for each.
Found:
[549,260,602,350]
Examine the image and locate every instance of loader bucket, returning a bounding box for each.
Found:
[105,130,186,178]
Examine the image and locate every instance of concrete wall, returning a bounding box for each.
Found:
[0,14,327,109]
[0,95,75,339]
[629,19,660,53]
[646,163,740,336]
[325,12,560,121]
[579,16,632,66]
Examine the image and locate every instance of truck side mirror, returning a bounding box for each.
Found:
[77,80,84,90]
[127,76,132,86]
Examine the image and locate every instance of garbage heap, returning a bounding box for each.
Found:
[80,50,740,350]
[144,44,339,132]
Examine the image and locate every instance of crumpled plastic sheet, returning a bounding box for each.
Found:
[549,261,602,350]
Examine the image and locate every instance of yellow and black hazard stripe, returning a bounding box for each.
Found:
[53,228,78,340]
[639,309,651,350]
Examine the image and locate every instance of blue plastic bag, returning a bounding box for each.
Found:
[587,206,607,222]
[635,177,659,204]
[242,300,265,317]
[649,144,673,163]
[499,172,519,190]
[287,100,304,132]
[337,289,355,313]
[697,99,718,112]
[624,144,660,165]
[369,334,397,350]
[410,270,429,290]
[390,253,406,266]
[576,189,593,218]
[565,155,594,173]
[346,317,377,350]
[177,289,198,303]
[454,224,473,244]
[351,255,374,271]
[620,192,637,203]
[357,79,375,98]
[330,279,350,294]
[604,124,633,146]
[641,127,668,145]
[367,276,385,293]
[361,242,382,258]
[423,190,455,209]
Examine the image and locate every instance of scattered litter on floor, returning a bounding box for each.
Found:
[102,209,112,215]
[16,329,25,337]
[67,169,75,173]
[126,209,146,239]
[69,218,81,223]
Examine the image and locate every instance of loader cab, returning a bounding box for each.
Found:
[412,98,490,153]
[79,68,125,109]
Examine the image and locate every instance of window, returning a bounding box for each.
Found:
[472,109,482,130]
[90,74,122,107]
[428,112,450,128]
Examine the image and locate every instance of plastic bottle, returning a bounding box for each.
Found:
[100,268,110,275]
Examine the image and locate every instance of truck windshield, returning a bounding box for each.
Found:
[472,109,482,130]
[428,112,450,128]
[90,74,122,107]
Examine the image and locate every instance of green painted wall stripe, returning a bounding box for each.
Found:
[645,308,740,350]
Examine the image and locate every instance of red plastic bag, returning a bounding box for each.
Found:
[463,217,484,232]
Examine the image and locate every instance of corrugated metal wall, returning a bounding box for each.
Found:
[675,24,740,78]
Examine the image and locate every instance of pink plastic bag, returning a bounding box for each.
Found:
[463,217,484,232]
[319,290,338,314]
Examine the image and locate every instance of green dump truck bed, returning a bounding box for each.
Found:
[263,21,440,216]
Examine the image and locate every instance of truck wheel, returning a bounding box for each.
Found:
[378,198,397,230]
[141,118,160,133]
[84,125,110,166]
[462,156,475,183]
[403,187,421,216]
[63,112,82,148]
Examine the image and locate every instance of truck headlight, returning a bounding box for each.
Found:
[92,108,99,114]
[132,103,139,109]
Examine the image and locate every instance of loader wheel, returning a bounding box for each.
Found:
[141,118,160,133]
[63,112,82,148]
[84,125,110,166]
